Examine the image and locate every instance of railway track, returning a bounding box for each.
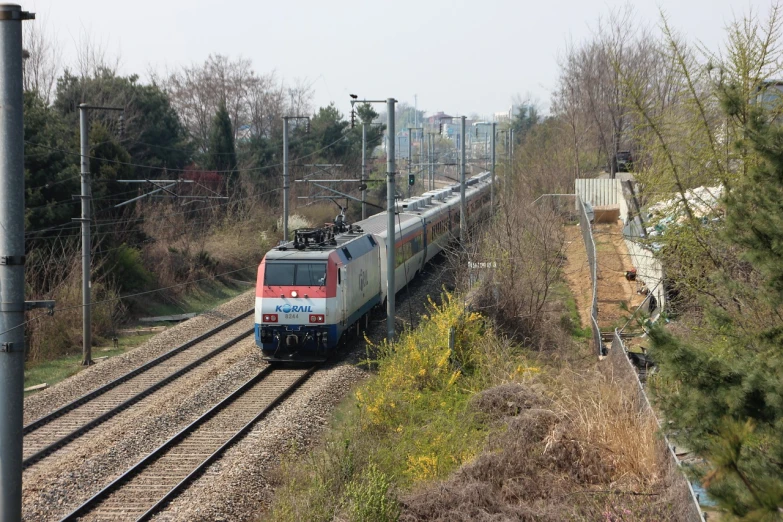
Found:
[23,310,255,469]
[60,365,316,522]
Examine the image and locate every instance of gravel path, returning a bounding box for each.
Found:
[23,257,452,522]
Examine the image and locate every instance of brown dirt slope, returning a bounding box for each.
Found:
[563,221,643,330]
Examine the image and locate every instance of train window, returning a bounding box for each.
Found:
[264,263,295,286]
[368,236,377,247]
[295,263,327,286]
[265,262,327,286]
[338,269,342,285]
[342,247,353,260]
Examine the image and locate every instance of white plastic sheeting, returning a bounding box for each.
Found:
[575,178,628,221]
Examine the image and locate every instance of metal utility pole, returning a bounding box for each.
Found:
[386,98,396,342]
[485,132,489,170]
[282,117,289,241]
[78,105,91,366]
[0,5,34,518]
[429,133,433,190]
[349,96,395,341]
[491,122,496,207]
[361,123,367,219]
[77,103,122,367]
[507,130,512,163]
[427,133,433,190]
[510,129,514,160]
[460,116,467,243]
[282,115,310,240]
[407,129,412,197]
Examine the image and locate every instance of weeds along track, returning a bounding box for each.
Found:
[23,310,255,469]
[60,365,316,522]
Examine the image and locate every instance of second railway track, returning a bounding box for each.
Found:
[23,309,255,469]
[60,365,316,522]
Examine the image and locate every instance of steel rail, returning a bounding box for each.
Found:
[23,327,254,468]
[60,365,317,522]
[24,309,253,435]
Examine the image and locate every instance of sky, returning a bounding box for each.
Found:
[26,0,773,119]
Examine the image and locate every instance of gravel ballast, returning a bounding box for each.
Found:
[24,291,255,424]
[151,258,454,522]
[23,257,453,521]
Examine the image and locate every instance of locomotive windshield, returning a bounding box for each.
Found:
[264,262,326,286]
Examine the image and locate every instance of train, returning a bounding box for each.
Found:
[254,171,493,361]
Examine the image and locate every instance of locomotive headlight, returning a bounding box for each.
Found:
[291,290,298,298]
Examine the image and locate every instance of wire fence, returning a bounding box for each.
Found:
[610,330,706,521]
[570,188,705,520]
[576,196,603,356]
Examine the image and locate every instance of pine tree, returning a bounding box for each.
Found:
[206,102,237,183]
[648,86,783,520]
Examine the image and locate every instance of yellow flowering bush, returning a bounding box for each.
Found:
[349,293,499,486]
[268,292,533,521]
[357,293,485,429]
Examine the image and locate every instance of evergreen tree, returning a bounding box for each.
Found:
[510,104,541,143]
[648,87,783,520]
[206,102,237,173]
[54,70,192,177]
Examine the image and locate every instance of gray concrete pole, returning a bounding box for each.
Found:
[361,123,367,220]
[491,122,496,207]
[510,129,514,160]
[79,104,92,366]
[282,117,289,242]
[432,134,436,189]
[460,116,466,244]
[506,129,511,164]
[427,134,432,190]
[0,5,33,518]
[386,98,396,342]
[407,129,412,197]
[485,133,488,170]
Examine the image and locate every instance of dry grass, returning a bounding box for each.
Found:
[26,268,122,363]
[398,336,678,522]
[552,369,661,485]
[295,203,340,229]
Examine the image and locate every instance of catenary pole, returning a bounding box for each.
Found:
[361,123,367,220]
[75,104,121,367]
[460,116,467,243]
[407,128,412,197]
[282,117,289,241]
[491,122,496,207]
[432,133,436,189]
[386,98,396,342]
[79,104,92,366]
[0,4,34,518]
[510,129,514,160]
[427,133,432,190]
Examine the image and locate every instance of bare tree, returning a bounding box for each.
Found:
[554,6,661,177]
[22,17,61,104]
[73,27,121,79]
[165,55,313,152]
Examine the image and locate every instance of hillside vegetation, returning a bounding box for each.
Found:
[266,289,680,521]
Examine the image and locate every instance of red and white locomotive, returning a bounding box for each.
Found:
[254,171,492,361]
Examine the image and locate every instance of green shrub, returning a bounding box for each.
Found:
[343,463,399,522]
[110,244,152,291]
